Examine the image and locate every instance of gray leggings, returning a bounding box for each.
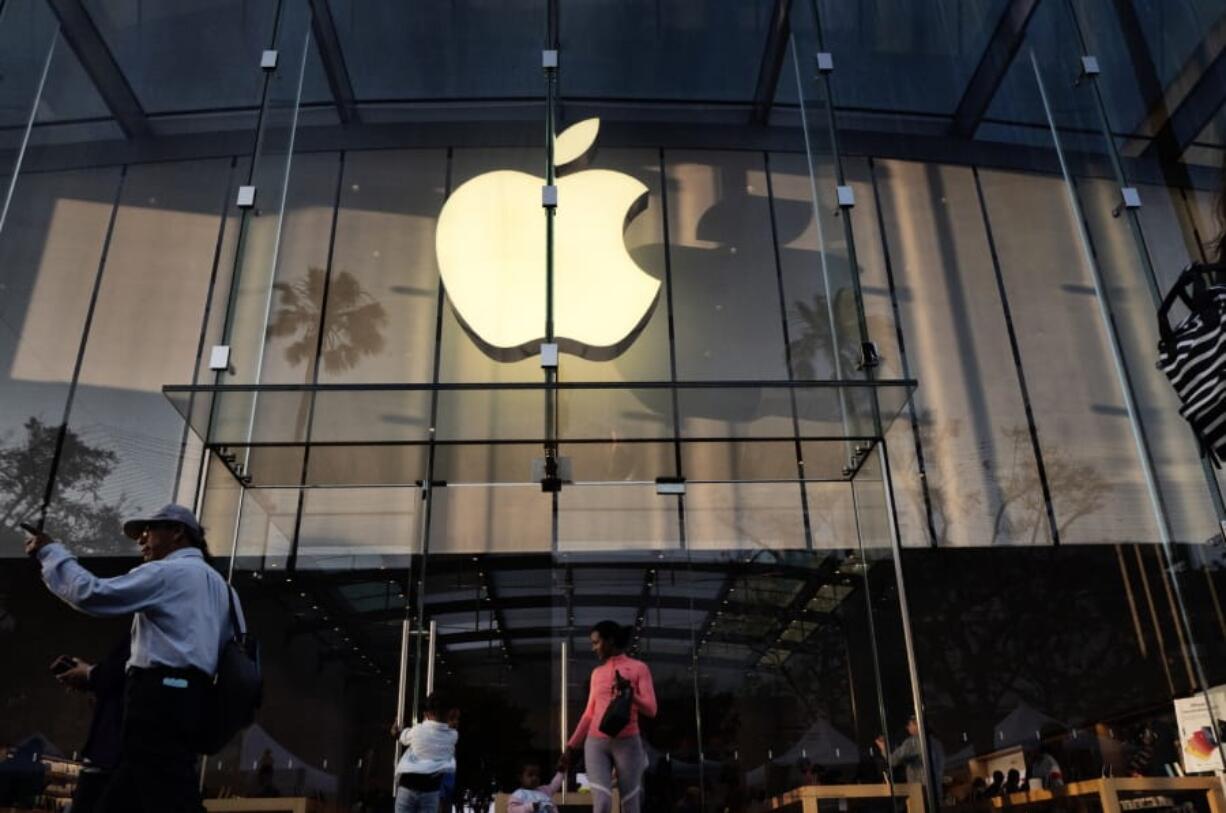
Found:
[584,735,645,813]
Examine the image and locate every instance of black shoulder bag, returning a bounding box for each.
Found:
[199,583,263,755]
[1156,263,1226,468]
[597,670,634,737]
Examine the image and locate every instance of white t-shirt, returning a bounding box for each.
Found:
[396,719,457,778]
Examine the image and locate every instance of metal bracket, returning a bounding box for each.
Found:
[542,49,558,69]
[260,50,279,71]
[534,455,572,492]
[1080,55,1100,77]
[208,345,231,372]
[816,52,834,73]
[541,184,558,208]
[655,477,686,496]
[1113,186,1141,216]
[836,185,855,208]
[540,342,559,368]
[236,185,256,208]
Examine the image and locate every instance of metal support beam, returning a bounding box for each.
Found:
[950,0,1041,138]
[307,0,360,125]
[44,0,151,139]
[1140,11,1226,160]
[750,0,793,125]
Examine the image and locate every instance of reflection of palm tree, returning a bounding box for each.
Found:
[788,289,885,379]
[267,267,388,375]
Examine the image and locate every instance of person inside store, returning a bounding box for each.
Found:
[52,631,131,813]
[566,619,658,813]
[1003,768,1023,795]
[24,503,241,813]
[984,770,1004,797]
[391,692,460,813]
[1026,729,1065,791]
[874,714,945,794]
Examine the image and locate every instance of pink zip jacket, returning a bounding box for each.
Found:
[567,653,657,747]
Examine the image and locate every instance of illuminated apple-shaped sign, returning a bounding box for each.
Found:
[436,118,659,359]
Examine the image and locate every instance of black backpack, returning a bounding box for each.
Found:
[199,582,262,754]
[1157,264,1226,467]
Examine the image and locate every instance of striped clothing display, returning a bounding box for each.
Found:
[1157,266,1226,467]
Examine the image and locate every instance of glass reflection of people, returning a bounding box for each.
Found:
[390,693,459,813]
[1027,743,1063,790]
[566,620,658,813]
[874,714,945,792]
[253,748,278,797]
[54,632,131,813]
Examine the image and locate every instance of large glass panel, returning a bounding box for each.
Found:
[0,167,122,553]
[329,0,544,105]
[321,149,448,385]
[815,0,1010,119]
[0,0,56,204]
[63,159,234,548]
[665,150,789,381]
[561,1,773,102]
[873,159,1049,548]
[81,0,280,115]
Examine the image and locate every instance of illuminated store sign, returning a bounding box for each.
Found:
[436,118,660,359]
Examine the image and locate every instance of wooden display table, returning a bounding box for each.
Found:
[494,790,618,811]
[987,776,1226,813]
[204,798,324,813]
[769,782,926,813]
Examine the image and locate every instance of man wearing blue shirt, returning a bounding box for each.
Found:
[25,504,241,813]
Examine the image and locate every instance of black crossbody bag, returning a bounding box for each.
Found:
[199,582,262,754]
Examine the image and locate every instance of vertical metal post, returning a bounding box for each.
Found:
[410,480,432,725]
[393,617,411,788]
[560,639,569,805]
[426,619,437,695]
[878,443,937,813]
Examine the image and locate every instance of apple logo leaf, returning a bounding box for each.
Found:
[555,118,600,172]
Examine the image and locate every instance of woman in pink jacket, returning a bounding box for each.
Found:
[566,620,657,813]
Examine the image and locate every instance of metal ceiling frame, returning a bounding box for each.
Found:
[44,0,151,139]
[949,0,1042,139]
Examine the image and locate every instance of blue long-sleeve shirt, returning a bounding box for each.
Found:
[37,543,241,674]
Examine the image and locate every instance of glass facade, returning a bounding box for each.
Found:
[2,1,1226,811]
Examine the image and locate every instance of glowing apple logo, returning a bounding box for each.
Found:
[436,118,659,360]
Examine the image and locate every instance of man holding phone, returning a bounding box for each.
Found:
[23,504,239,813]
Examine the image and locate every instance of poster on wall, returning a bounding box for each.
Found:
[1174,686,1226,773]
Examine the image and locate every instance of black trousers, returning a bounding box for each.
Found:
[98,666,208,813]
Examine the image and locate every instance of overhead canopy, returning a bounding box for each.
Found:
[165,379,915,488]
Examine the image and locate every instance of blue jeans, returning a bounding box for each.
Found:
[395,786,440,813]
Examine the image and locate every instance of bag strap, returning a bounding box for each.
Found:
[206,564,246,641]
[226,584,246,640]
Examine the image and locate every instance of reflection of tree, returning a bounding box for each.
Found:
[0,417,131,551]
[267,268,388,374]
[901,544,1173,769]
[908,413,1109,546]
